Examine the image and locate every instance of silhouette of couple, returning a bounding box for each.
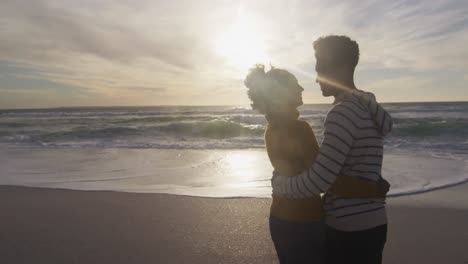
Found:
[244,35,392,264]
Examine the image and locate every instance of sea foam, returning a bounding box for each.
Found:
[0,145,466,198]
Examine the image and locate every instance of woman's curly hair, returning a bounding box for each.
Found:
[244,64,298,116]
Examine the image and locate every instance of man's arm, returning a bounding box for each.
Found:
[271,106,357,198]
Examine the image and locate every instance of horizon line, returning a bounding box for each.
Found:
[1,100,468,111]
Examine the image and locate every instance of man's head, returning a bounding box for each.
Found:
[313,35,359,97]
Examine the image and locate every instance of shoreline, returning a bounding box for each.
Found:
[1,144,467,198]
[1,183,467,264]
[1,174,468,200]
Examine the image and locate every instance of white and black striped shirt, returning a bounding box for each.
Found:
[271,90,393,231]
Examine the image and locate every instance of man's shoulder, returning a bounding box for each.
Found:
[329,96,369,118]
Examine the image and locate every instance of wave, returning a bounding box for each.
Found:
[155,120,264,139]
[36,138,266,149]
[0,120,266,145]
[109,115,215,124]
[1,103,468,156]
[392,118,468,137]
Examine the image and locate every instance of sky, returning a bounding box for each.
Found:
[1,0,468,109]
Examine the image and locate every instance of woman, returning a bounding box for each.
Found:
[244,65,386,264]
[245,65,324,263]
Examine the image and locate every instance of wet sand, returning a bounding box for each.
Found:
[0,183,467,264]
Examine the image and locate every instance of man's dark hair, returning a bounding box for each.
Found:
[313,35,360,71]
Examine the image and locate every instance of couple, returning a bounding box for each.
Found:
[244,35,393,264]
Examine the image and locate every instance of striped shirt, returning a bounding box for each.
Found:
[271,90,393,231]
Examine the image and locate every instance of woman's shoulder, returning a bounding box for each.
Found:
[295,119,314,134]
[296,119,312,128]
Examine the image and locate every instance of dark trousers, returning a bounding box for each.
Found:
[269,215,325,264]
[324,224,387,264]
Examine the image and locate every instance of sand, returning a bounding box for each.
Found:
[0,184,467,264]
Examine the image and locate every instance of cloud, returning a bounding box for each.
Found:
[116,86,167,93]
[0,1,208,69]
[0,0,246,106]
[260,0,468,72]
[0,0,467,107]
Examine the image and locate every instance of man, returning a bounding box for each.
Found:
[271,35,393,264]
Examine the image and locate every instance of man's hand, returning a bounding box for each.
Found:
[377,178,391,198]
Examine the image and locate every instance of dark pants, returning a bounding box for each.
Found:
[269,215,325,264]
[324,224,387,264]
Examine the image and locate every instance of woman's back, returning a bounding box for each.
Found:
[265,119,323,222]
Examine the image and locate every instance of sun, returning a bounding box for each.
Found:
[214,8,269,69]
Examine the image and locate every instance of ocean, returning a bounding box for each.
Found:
[0,102,467,197]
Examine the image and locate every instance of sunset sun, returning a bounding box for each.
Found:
[214,9,268,69]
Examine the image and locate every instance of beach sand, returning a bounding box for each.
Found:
[1,184,467,264]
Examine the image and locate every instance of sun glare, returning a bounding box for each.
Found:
[225,153,257,167]
[214,8,268,69]
[224,152,260,180]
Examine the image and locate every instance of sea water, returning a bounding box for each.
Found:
[0,102,467,197]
